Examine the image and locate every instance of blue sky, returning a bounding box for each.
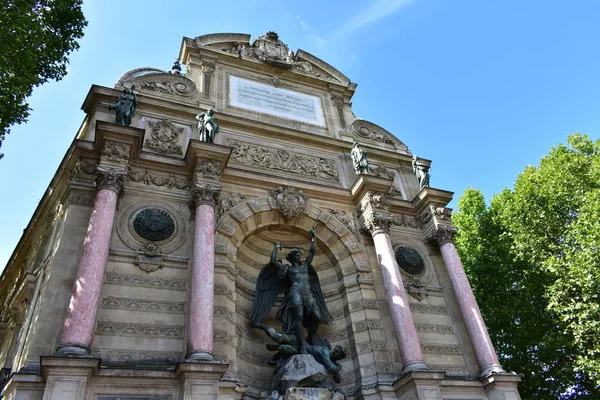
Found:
[1,0,599,269]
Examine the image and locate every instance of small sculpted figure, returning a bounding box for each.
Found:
[250,227,332,355]
[351,142,369,175]
[412,155,430,189]
[170,60,182,75]
[254,325,346,383]
[196,109,219,143]
[110,86,137,126]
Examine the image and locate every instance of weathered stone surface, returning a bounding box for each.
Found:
[284,387,343,400]
[274,355,335,394]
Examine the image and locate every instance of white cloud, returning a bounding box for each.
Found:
[338,0,417,36]
[295,15,325,50]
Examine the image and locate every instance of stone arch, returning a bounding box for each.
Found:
[212,196,379,394]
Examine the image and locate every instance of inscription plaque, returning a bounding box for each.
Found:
[229,76,325,126]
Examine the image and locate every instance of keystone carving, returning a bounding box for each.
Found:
[268,186,309,221]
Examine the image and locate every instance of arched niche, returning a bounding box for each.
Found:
[212,198,375,394]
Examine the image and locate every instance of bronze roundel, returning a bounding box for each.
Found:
[395,246,425,275]
[132,208,175,241]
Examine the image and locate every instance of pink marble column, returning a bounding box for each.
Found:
[432,226,504,376]
[57,168,125,355]
[369,214,427,372]
[186,184,220,361]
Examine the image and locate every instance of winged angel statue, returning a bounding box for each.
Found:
[250,227,333,355]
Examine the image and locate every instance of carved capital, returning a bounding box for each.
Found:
[194,158,221,180]
[331,94,344,108]
[190,183,221,209]
[427,225,456,246]
[200,60,216,75]
[365,212,394,235]
[95,167,128,193]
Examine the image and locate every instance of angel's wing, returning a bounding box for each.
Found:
[308,264,333,324]
[250,262,285,325]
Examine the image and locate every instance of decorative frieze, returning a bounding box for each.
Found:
[421,343,462,355]
[409,303,449,315]
[139,77,196,97]
[127,168,191,190]
[96,322,184,338]
[229,141,339,181]
[104,272,186,291]
[415,323,455,334]
[100,296,184,314]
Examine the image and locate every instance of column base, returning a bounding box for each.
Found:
[55,344,91,356]
[479,364,506,377]
[185,351,215,362]
[402,361,429,373]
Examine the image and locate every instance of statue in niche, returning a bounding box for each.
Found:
[412,155,430,189]
[351,142,369,175]
[196,108,219,143]
[251,227,346,391]
[251,227,332,354]
[110,86,137,126]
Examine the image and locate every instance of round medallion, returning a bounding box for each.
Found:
[395,246,425,275]
[132,208,175,241]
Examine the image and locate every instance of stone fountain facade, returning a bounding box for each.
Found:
[0,32,520,399]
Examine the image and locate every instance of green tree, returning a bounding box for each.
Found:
[453,134,600,399]
[0,0,86,159]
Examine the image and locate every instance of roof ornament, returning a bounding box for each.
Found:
[169,59,182,75]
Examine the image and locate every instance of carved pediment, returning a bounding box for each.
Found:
[351,119,410,154]
[116,68,197,98]
[193,32,350,85]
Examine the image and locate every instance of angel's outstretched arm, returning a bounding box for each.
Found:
[270,242,283,268]
[305,227,317,266]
